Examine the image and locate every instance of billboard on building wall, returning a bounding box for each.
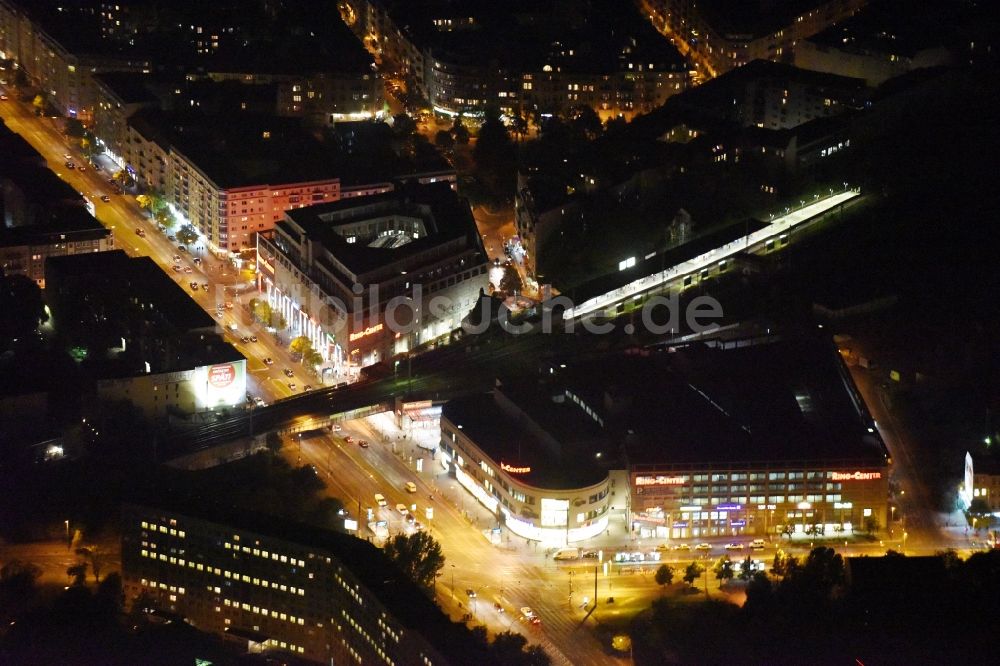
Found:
[194,360,247,409]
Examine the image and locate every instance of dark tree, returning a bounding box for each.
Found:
[738,556,756,581]
[0,560,41,618]
[66,563,88,587]
[0,273,48,350]
[265,431,283,455]
[473,105,516,199]
[499,266,523,295]
[683,562,703,586]
[382,531,445,589]
[713,556,734,582]
[65,117,85,138]
[392,113,417,137]
[434,129,454,150]
[452,116,470,144]
[569,105,602,140]
[655,563,674,589]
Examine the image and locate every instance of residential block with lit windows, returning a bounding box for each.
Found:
[122,500,469,665]
[347,0,690,121]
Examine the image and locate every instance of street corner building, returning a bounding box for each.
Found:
[44,250,247,419]
[440,335,891,546]
[257,181,489,374]
[121,499,476,665]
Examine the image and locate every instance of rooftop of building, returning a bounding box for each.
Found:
[123,496,487,665]
[807,0,967,58]
[280,181,483,278]
[0,120,47,165]
[203,17,374,76]
[0,206,109,247]
[547,336,886,467]
[697,0,837,39]
[381,0,685,72]
[92,71,160,106]
[44,251,216,335]
[442,389,612,490]
[147,111,341,189]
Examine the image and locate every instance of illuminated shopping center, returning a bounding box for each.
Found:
[441,335,891,545]
[440,383,615,546]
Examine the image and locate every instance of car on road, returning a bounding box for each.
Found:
[303,385,312,391]
[202,284,209,291]
[249,335,257,342]
[171,265,181,272]
[412,521,423,531]
[405,481,417,493]
[65,161,75,169]
[253,397,266,407]
[283,368,294,377]
[183,266,192,273]
[224,301,234,309]
[396,504,408,516]
[168,235,176,242]
[582,550,599,559]
[77,165,86,172]
[344,436,354,444]
[673,543,691,551]
[287,383,296,391]
[177,245,187,252]
[100,194,110,202]
[724,542,744,551]
[695,543,712,551]
[465,588,476,598]
[189,282,199,291]
[374,493,387,507]
[240,336,250,344]
[192,257,202,265]
[520,607,540,625]
[358,439,369,448]
[0,94,8,101]
[494,602,504,613]
[750,539,766,550]
[263,357,273,365]
[405,513,415,524]
[64,154,73,160]
[135,228,145,237]
[172,255,181,262]
[331,424,342,432]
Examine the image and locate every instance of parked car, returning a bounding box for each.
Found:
[724,543,744,551]
[100,195,110,202]
[183,267,192,273]
[177,245,187,252]
[396,504,409,516]
[750,539,766,550]
[65,161,75,169]
[249,335,257,342]
[189,282,200,291]
[283,368,294,377]
[673,543,691,551]
[287,383,296,391]
[192,257,202,264]
[695,543,712,551]
[263,357,273,365]
[358,439,369,448]
[171,265,181,272]
[303,385,313,391]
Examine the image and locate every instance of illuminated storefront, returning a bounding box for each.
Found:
[630,463,889,540]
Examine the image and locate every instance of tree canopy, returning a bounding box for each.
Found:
[382,531,445,589]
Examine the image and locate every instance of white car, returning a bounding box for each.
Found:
[695,543,712,551]
[396,504,408,515]
[374,493,387,507]
[724,542,744,551]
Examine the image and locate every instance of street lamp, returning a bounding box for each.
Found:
[450,564,456,600]
[902,531,908,555]
[65,519,70,546]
